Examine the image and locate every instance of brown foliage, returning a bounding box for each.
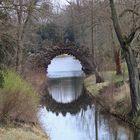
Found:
[25,70,47,94]
[0,90,38,124]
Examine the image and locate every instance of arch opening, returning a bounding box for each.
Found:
[40,45,95,75]
[47,54,85,78]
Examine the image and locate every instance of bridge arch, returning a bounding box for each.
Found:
[24,44,102,93]
[26,44,95,75]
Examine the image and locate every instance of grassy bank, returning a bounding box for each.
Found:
[84,70,140,128]
[0,70,49,140]
[0,124,49,140]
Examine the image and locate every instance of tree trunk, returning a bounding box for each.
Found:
[110,25,122,75]
[15,0,24,74]
[95,68,104,83]
[138,67,140,80]
[114,48,122,75]
[123,47,140,114]
[109,0,140,115]
[15,39,23,74]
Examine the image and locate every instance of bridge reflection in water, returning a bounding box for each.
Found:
[38,55,140,140]
[48,77,84,103]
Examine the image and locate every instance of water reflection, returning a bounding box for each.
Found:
[38,104,135,140]
[48,77,84,103]
[41,90,93,116]
[38,55,140,140]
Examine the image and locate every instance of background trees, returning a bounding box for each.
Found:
[0,0,53,72]
[37,22,61,45]
[0,0,139,74]
[0,0,140,113]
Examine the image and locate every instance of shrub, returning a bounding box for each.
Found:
[0,70,39,124]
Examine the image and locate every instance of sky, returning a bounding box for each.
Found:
[53,0,69,6]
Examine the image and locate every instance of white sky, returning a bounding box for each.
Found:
[53,0,69,6]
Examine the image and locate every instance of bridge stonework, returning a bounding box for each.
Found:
[26,44,95,75]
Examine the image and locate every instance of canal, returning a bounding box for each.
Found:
[38,55,140,140]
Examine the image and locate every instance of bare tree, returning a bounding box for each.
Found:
[0,0,53,73]
[14,0,38,73]
[109,0,140,115]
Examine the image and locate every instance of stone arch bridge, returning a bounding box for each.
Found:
[24,44,97,92]
[26,44,95,74]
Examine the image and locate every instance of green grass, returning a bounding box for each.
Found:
[84,76,109,97]
[101,70,128,83]
[85,69,128,97]
[2,70,38,99]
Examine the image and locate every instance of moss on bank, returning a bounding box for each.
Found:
[84,71,140,128]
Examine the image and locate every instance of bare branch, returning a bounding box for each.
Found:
[109,0,125,49]
[126,26,140,44]
[119,9,139,18]
[65,0,72,5]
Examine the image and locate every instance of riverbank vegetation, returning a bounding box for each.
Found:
[0,124,49,140]
[0,70,39,124]
[0,70,49,139]
[0,0,54,138]
[84,68,140,128]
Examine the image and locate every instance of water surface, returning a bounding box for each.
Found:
[38,55,140,140]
